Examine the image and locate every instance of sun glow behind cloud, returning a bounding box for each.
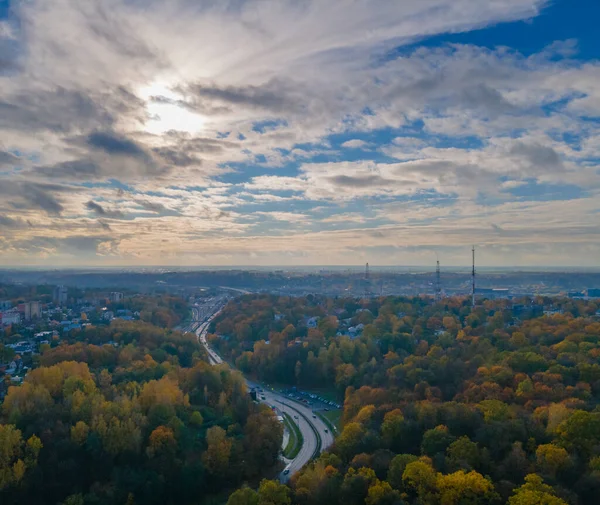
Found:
[1,0,600,266]
[139,82,206,135]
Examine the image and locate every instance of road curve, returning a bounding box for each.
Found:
[192,301,334,481]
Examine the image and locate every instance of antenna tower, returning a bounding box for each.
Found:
[435,260,441,301]
[471,246,476,308]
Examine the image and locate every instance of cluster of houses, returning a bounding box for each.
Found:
[273,311,368,340]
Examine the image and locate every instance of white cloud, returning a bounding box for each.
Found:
[3,0,600,265]
[341,139,370,149]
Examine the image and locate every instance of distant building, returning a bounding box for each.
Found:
[544,309,563,317]
[54,285,68,306]
[0,300,11,311]
[18,303,29,321]
[1,311,21,326]
[588,288,600,298]
[110,292,124,303]
[568,291,585,299]
[18,301,41,321]
[476,288,510,299]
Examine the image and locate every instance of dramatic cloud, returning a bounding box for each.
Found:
[0,0,598,266]
[85,200,126,220]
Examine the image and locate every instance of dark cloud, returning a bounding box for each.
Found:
[460,84,516,115]
[183,137,241,154]
[0,88,113,133]
[0,150,19,167]
[86,200,125,219]
[87,131,149,159]
[0,214,28,229]
[509,142,564,171]
[184,78,303,115]
[10,235,116,255]
[35,153,168,182]
[98,220,113,231]
[328,174,395,188]
[0,85,146,137]
[0,24,21,76]
[0,182,67,215]
[152,147,201,166]
[135,199,166,213]
[38,159,102,179]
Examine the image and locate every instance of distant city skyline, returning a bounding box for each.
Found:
[0,0,599,266]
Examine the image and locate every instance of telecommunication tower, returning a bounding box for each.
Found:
[435,260,441,301]
[471,246,476,308]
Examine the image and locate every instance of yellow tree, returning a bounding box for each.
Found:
[508,474,568,505]
[227,487,259,505]
[257,479,291,505]
[146,426,177,458]
[403,459,438,504]
[436,470,498,505]
[365,479,399,505]
[536,444,570,477]
[71,421,90,445]
[0,424,42,490]
[203,426,232,477]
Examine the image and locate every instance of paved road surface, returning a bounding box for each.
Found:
[192,300,334,481]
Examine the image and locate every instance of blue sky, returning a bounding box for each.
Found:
[0,0,599,267]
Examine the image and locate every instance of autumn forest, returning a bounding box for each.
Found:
[3,292,600,505]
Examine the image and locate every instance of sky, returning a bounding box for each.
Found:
[0,0,599,268]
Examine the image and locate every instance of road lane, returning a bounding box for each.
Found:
[192,298,335,481]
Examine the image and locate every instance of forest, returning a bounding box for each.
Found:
[213,294,600,505]
[0,318,282,505]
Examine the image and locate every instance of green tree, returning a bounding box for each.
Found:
[381,409,405,451]
[227,487,259,505]
[446,436,480,471]
[387,454,418,490]
[341,467,377,505]
[421,425,456,457]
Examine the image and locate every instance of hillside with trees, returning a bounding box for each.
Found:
[1,317,282,505]
[215,294,600,505]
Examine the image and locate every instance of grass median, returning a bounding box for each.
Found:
[283,412,303,459]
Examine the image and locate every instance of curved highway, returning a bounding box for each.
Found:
[190,298,334,481]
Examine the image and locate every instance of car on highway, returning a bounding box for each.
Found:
[283,468,290,475]
[324,429,329,433]
[312,415,317,419]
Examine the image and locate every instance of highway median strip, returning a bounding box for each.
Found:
[277,401,321,459]
[282,412,303,459]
